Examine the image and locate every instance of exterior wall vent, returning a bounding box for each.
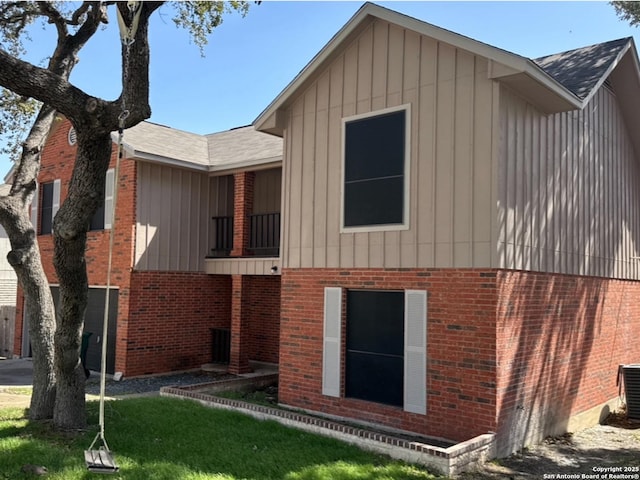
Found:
[622,364,640,420]
[68,127,77,146]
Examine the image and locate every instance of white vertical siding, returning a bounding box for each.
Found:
[135,162,210,272]
[282,19,497,270]
[498,86,640,280]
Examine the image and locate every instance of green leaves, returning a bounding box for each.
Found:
[611,1,640,27]
[172,1,251,54]
[0,88,40,163]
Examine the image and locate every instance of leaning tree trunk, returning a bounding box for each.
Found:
[0,106,59,420]
[52,129,112,429]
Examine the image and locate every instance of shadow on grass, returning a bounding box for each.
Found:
[1,397,439,480]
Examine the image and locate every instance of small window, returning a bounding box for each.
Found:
[39,180,60,235]
[342,106,409,230]
[40,183,54,235]
[89,169,115,231]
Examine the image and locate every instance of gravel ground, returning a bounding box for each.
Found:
[85,370,234,397]
[460,410,640,479]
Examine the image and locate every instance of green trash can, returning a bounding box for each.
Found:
[81,332,93,378]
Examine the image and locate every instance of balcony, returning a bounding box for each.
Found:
[210,212,280,258]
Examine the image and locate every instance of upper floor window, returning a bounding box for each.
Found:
[35,180,60,235]
[89,169,115,231]
[31,169,114,236]
[342,105,410,231]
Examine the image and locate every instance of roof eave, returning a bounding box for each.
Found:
[123,146,210,172]
[208,156,283,175]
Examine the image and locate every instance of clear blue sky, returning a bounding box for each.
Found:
[1,1,639,177]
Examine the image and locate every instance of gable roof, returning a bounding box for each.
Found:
[534,37,632,101]
[254,2,640,137]
[118,122,282,172]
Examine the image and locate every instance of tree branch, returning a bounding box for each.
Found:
[0,50,100,125]
[36,1,69,39]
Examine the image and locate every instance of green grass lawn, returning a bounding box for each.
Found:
[0,397,443,480]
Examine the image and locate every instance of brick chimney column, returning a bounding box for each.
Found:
[230,171,254,257]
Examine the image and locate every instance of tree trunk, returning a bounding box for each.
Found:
[52,130,112,429]
[4,206,57,420]
[0,106,59,420]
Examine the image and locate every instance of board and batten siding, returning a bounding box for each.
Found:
[135,162,211,272]
[498,86,640,280]
[253,168,282,215]
[281,19,497,269]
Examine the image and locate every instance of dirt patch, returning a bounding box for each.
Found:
[461,408,640,479]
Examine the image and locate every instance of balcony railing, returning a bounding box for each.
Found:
[211,216,233,257]
[210,212,280,258]
[249,212,280,257]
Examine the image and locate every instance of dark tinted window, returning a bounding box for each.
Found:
[344,110,405,227]
[40,182,54,235]
[345,290,404,407]
[89,202,105,231]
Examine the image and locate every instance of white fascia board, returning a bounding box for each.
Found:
[208,156,283,175]
[583,41,638,105]
[124,147,210,172]
[254,2,375,131]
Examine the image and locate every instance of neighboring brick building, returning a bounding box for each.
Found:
[255,3,640,458]
[14,117,283,377]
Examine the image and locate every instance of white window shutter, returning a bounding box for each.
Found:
[104,168,115,229]
[30,183,39,233]
[322,287,342,397]
[52,179,61,222]
[404,290,427,414]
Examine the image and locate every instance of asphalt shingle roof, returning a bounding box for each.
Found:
[533,37,631,100]
[122,121,209,167]
[121,122,282,171]
[206,126,282,169]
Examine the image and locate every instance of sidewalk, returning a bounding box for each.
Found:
[0,357,33,408]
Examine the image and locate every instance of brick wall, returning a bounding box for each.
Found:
[279,268,498,443]
[126,271,231,376]
[14,117,136,357]
[280,267,640,450]
[495,270,640,456]
[245,275,280,364]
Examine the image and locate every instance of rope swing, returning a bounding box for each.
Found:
[84,2,142,474]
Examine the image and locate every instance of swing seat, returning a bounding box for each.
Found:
[85,447,119,474]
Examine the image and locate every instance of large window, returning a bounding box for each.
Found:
[345,290,404,407]
[322,287,427,414]
[342,106,409,230]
